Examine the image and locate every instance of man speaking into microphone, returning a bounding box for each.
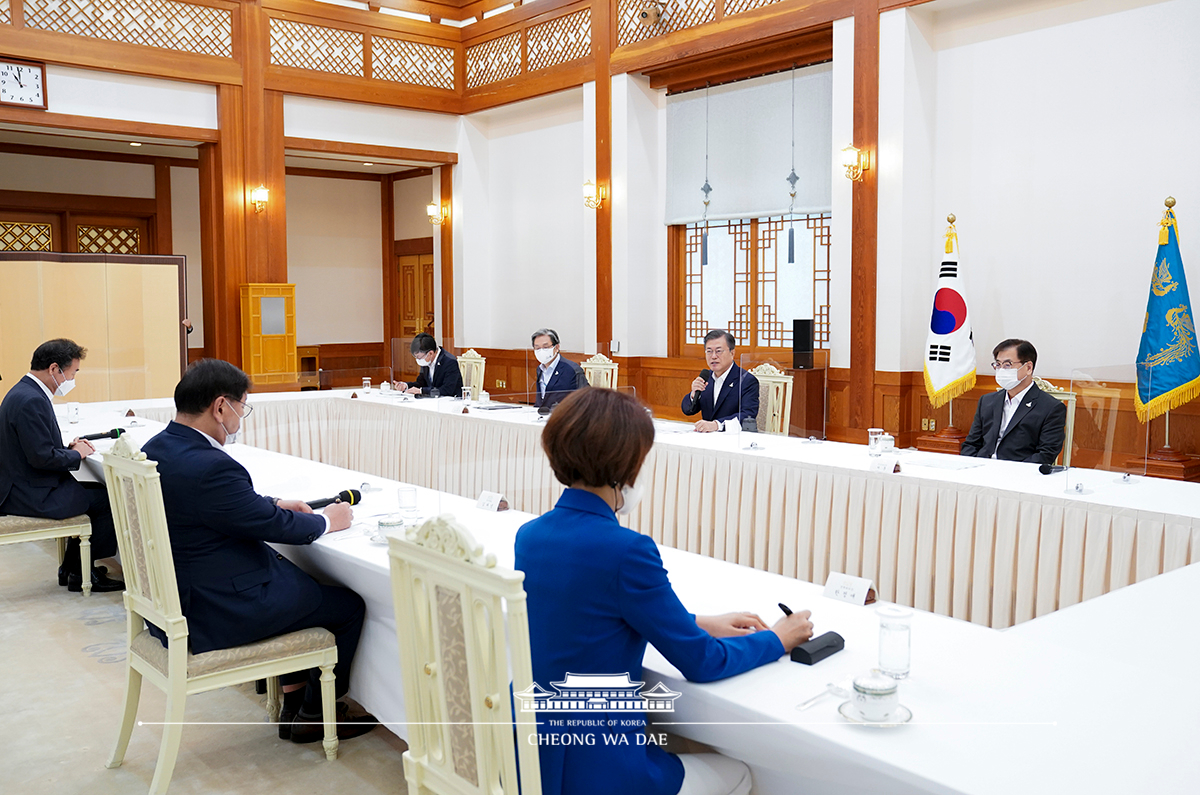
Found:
[680,329,760,433]
[142,359,376,743]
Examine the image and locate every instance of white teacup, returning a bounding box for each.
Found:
[852,671,899,722]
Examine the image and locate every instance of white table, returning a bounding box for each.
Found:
[71,408,1200,795]
[73,392,1200,629]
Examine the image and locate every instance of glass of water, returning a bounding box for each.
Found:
[461,386,472,402]
[397,485,418,515]
[362,377,372,393]
[877,605,912,679]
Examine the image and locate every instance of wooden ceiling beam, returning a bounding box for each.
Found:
[284,136,458,165]
[643,25,832,93]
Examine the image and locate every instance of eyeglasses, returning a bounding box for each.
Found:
[224,396,254,418]
[990,360,1025,371]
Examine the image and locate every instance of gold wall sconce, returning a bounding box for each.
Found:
[841,145,870,182]
[427,201,448,225]
[250,185,269,213]
[583,180,607,210]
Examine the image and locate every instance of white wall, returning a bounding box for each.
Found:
[456,87,593,353]
[286,175,383,345]
[46,65,217,129]
[283,96,459,153]
[896,0,1200,379]
[394,175,434,241]
[170,166,205,349]
[829,16,855,370]
[0,153,154,197]
[612,74,666,357]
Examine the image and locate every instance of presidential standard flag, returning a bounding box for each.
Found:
[923,220,976,407]
[1135,202,1200,422]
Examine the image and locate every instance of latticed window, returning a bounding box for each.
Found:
[77,225,141,255]
[682,212,830,350]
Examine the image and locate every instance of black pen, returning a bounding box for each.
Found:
[778,602,792,616]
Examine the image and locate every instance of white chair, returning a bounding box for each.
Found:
[388,514,541,795]
[1033,375,1077,468]
[102,435,339,794]
[749,363,794,435]
[582,352,619,388]
[458,349,487,400]
[0,514,91,595]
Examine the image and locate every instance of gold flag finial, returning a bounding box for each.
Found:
[947,213,956,224]
[1165,196,1176,208]
[944,213,958,254]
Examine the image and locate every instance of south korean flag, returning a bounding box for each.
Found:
[923,223,976,407]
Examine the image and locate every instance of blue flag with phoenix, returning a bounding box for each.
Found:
[1135,205,1200,422]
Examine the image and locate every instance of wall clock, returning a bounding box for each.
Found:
[0,57,48,109]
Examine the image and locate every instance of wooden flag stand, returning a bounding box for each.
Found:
[1124,410,1200,481]
[915,399,968,454]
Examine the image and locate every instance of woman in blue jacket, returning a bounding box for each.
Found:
[515,388,814,795]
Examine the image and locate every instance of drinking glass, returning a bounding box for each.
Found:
[397,485,418,514]
[878,605,912,678]
[362,377,372,393]
[867,428,884,456]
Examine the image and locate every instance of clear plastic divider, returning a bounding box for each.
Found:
[1067,364,1153,492]
[316,366,395,393]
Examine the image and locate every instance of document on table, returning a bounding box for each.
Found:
[904,454,987,470]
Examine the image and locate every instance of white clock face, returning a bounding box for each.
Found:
[0,62,46,107]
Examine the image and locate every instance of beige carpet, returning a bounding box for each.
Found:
[0,539,409,795]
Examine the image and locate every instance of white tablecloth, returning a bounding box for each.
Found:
[75,393,1200,628]
[73,409,1200,795]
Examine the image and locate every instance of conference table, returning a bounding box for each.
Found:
[67,403,1200,795]
[82,389,1200,630]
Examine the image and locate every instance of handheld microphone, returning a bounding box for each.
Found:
[1039,464,1067,475]
[306,489,361,509]
[691,369,712,409]
[80,428,124,441]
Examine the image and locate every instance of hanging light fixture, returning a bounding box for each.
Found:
[786,63,799,265]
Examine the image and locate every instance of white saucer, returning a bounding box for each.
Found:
[837,701,912,727]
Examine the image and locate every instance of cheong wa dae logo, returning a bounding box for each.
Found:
[514,673,682,713]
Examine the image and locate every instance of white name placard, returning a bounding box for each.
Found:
[476,490,505,512]
[823,572,874,605]
[869,454,901,474]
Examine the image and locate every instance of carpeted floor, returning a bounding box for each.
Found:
[1,539,409,795]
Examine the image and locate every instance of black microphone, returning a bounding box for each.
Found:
[691,369,712,409]
[306,489,361,509]
[81,428,124,441]
[1039,464,1067,475]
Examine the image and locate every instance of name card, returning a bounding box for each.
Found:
[476,490,507,512]
[824,572,874,605]
[869,454,901,474]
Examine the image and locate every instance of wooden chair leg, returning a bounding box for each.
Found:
[107,664,143,768]
[79,532,92,597]
[265,676,281,722]
[148,691,187,795]
[319,663,338,761]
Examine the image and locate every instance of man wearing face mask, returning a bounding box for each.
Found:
[394,333,463,398]
[0,338,123,592]
[680,329,760,433]
[532,328,587,410]
[961,338,1067,465]
[142,359,376,742]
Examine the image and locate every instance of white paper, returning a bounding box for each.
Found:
[823,572,874,605]
[905,454,986,471]
[476,490,504,511]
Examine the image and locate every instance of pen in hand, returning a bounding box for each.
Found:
[778,602,793,616]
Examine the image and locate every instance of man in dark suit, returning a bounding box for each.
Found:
[532,328,588,409]
[142,359,375,743]
[680,329,760,432]
[397,333,463,398]
[961,338,1067,465]
[0,338,123,592]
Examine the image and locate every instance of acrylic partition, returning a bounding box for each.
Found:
[316,367,395,392]
[1064,364,1154,493]
[0,252,187,403]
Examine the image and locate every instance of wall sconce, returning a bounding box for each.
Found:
[427,201,448,225]
[841,145,870,182]
[250,185,269,213]
[583,180,606,210]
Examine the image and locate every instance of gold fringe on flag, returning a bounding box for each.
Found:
[924,366,975,409]
[1134,373,1200,423]
[944,221,958,254]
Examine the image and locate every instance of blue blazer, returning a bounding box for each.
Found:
[679,363,759,425]
[514,489,784,795]
[413,348,464,398]
[0,375,88,519]
[535,357,588,409]
[142,422,327,654]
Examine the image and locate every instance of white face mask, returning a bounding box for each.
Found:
[534,347,556,366]
[415,354,431,367]
[220,400,241,446]
[616,481,644,516]
[995,367,1023,391]
[51,369,76,397]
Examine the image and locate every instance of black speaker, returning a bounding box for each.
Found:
[793,319,814,369]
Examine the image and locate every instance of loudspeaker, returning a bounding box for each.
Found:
[793,319,814,369]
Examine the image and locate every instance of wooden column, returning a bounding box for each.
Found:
[381,173,396,359]
[153,159,172,256]
[848,0,879,434]
[594,0,613,355]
